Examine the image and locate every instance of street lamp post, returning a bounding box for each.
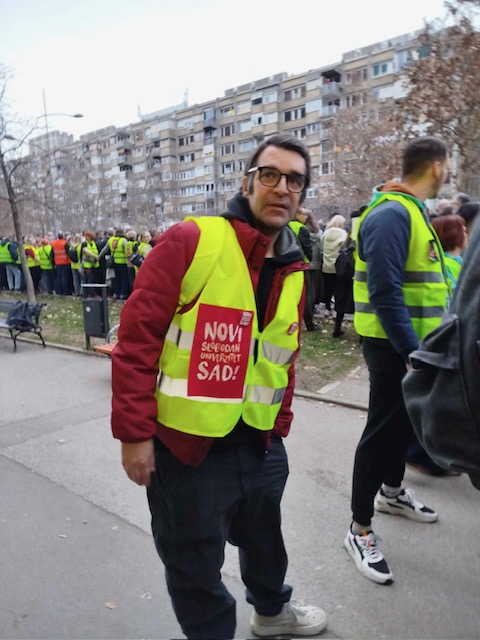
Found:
[42,89,83,235]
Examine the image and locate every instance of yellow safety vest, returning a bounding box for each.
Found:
[108,236,128,264]
[38,245,54,270]
[82,240,99,268]
[354,193,448,341]
[0,242,14,264]
[155,217,304,437]
[70,245,82,270]
[288,220,310,263]
[24,244,40,269]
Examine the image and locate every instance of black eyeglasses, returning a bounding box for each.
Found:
[247,166,307,193]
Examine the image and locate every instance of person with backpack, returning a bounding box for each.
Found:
[332,210,361,338]
[344,136,450,585]
[110,135,327,639]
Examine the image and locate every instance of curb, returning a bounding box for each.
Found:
[2,335,368,411]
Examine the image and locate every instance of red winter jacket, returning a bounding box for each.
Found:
[111,203,307,466]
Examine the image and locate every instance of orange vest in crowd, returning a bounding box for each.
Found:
[51,238,71,265]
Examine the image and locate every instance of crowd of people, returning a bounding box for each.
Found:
[0,227,155,299]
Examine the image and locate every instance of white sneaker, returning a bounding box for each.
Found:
[374,487,438,523]
[344,527,393,585]
[250,600,327,637]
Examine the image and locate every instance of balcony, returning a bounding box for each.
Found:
[321,81,341,96]
[321,105,339,118]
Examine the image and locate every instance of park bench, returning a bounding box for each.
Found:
[93,323,119,357]
[0,298,46,352]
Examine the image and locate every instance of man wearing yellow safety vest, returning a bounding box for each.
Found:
[344,137,450,586]
[111,134,328,639]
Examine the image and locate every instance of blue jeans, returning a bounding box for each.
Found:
[147,434,292,639]
[6,264,21,291]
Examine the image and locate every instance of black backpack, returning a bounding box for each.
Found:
[402,218,480,490]
[335,241,355,281]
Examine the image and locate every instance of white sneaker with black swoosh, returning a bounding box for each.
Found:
[344,527,393,584]
[374,487,438,522]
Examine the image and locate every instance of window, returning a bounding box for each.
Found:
[284,107,306,122]
[179,152,195,163]
[203,107,215,121]
[320,161,333,175]
[179,169,195,181]
[306,187,318,199]
[179,135,194,146]
[307,123,320,134]
[238,139,254,153]
[292,127,306,140]
[220,105,235,118]
[263,91,278,104]
[238,159,246,172]
[284,86,306,101]
[221,124,235,137]
[239,119,252,133]
[237,101,251,115]
[372,61,391,77]
[252,114,263,126]
[345,68,368,84]
[223,181,235,192]
[221,143,235,156]
[221,161,235,174]
[178,117,194,129]
[180,186,196,197]
[251,93,263,105]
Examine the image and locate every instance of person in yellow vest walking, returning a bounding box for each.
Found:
[110,134,328,639]
[344,137,450,585]
[38,238,55,294]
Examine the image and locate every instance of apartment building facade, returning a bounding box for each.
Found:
[29,29,422,231]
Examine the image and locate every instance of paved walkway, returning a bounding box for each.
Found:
[1,337,479,639]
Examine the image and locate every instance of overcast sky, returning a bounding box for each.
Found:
[1,0,447,140]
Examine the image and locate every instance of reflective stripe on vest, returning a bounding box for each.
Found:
[108,236,128,264]
[155,216,303,438]
[353,193,448,341]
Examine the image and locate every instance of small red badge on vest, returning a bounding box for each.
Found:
[287,322,299,335]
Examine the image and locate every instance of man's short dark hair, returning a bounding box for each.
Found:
[402,136,448,180]
[244,133,311,203]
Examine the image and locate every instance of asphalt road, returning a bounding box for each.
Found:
[1,338,479,639]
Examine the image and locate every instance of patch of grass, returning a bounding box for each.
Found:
[296,316,363,393]
[0,291,123,349]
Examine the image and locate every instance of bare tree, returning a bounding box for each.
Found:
[322,97,402,213]
[0,67,36,302]
[399,0,480,194]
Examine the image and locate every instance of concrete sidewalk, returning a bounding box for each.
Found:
[1,338,479,639]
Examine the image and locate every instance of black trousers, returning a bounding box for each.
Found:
[351,338,413,526]
[147,435,292,640]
